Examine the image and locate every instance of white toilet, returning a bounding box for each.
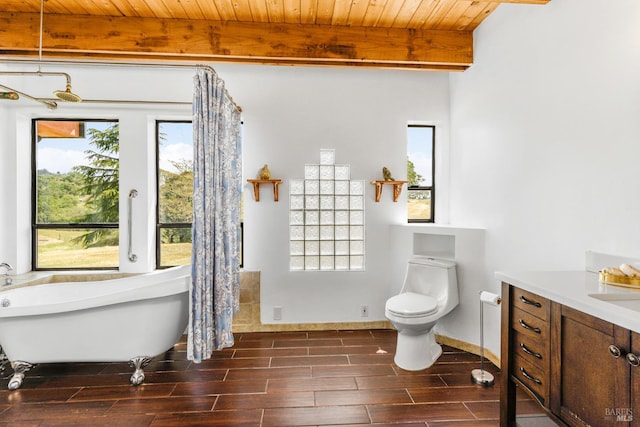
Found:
[385,256,459,371]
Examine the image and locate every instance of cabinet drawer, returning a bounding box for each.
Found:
[513,354,549,404]
[512,288,549,321]
[512,330,548,368]
[511,307,548,341]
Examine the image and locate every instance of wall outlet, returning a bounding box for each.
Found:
[360,305,369,317]
[273,306,282,321]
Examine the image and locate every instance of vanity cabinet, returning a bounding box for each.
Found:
[510,287,551,404]
[501,283,557,425]
[554,305,635,426]
[501,282,640,427]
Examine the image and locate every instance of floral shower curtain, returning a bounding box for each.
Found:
[188,66,242,363]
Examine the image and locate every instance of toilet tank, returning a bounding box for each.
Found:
[401,257,458,305]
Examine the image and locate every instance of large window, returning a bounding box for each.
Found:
[407,124,435,223]
[156,121,193,268]
[33,119,120,269]
[156,121,244,268]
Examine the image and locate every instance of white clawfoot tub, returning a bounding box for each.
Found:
[0,265,190,390]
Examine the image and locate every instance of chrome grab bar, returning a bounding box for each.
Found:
[128,189,138,262]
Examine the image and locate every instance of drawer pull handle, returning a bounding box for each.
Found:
[627,353,640,367]
[519,319,541,334]
[609,345,622,358]
[520,343,542,359]
[520,367,542,385]
[519,295,542,308]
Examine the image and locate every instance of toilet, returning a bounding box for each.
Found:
[385,256,459,371]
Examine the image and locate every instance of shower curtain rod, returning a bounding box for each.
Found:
[0,59,242,112]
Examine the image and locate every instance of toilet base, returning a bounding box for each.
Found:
[393,329,442,371]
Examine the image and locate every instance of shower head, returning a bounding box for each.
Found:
[0,71,81,104]
[53,81,82,103]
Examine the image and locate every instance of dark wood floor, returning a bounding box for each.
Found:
[0,329,546,426]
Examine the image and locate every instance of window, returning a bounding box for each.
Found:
[407,124,435,223]
[156,121,193,268]
[156,121,244,268]
[289,149,365,271]
[33,119,120,269]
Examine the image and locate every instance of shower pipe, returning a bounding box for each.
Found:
[0,60,241,111]
[128,189,138,263]
[0,71,82,103]
[0,82,57,109]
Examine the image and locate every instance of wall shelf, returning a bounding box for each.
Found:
[247,179,283,202]
[370,180,408,202]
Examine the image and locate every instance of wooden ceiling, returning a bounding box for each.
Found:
[0,0,550,71]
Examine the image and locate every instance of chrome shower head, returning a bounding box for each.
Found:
[53,82,82,103]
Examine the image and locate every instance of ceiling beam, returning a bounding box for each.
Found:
[0,12,473,71]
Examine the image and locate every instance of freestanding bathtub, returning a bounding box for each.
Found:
[0,265,190,390]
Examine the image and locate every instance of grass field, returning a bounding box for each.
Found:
[37,229,190,268]
[408,199,431,221]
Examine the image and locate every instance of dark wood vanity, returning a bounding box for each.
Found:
[501,281,639,427]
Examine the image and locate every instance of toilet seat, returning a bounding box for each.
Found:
[386,292,438,318]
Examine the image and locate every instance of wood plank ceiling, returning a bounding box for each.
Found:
[0,0,550,71]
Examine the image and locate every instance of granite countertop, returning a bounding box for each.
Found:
[495,270,640,333]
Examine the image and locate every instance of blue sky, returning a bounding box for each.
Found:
[37,121,192,174]
[406,125,433,186]
[38,120,428,181]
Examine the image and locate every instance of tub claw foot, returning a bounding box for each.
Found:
[129,356,151,386]
[8,361,34,390]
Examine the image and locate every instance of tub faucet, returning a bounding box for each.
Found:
[0,263,13,286]
[0,263,13,274]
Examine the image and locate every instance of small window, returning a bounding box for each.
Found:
[156,121,193,268]
[407,124,435,223]
[33,119,120,269]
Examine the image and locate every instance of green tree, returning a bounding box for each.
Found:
[160,159,193,244]
[72,124,119,247]
[37,170,88,223]
[407,158,424,187]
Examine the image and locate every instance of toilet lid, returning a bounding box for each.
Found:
[386,292,438,317]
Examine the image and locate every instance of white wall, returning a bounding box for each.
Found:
[449,0,640,356]
[238,66,451,324]
[0,62,453,327]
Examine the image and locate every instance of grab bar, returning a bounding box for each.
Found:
[128,189,138,262]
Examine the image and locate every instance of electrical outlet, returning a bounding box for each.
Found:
[273,306,282,321]
[360,305,369,317]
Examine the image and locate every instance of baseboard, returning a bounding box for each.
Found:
[234,320,500,367]
[233,320,393,333]
[436,333,500,367]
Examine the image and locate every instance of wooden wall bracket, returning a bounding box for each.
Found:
[370,180,408,202]
[247,179,283,202]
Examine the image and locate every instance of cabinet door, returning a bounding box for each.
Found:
[558,305,630,426]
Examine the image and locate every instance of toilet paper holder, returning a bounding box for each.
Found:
[471,291,501,386]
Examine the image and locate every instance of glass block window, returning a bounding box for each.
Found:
[290,149,365,271]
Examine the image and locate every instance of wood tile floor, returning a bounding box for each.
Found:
[0,329,547,426]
